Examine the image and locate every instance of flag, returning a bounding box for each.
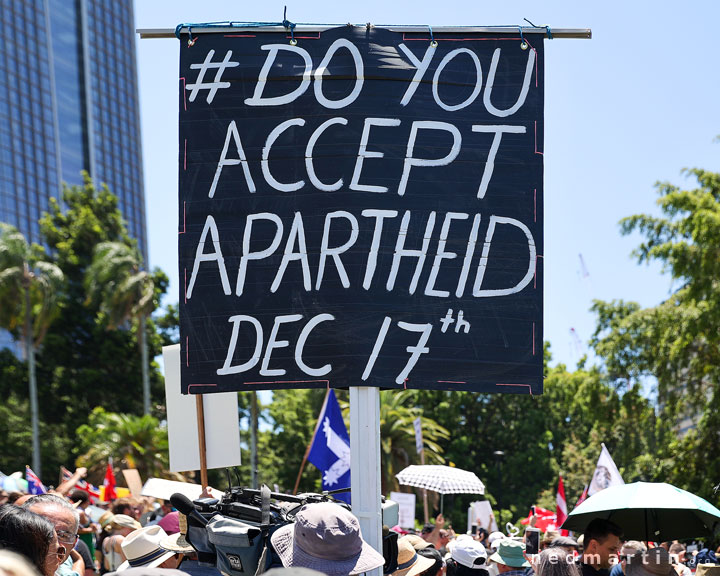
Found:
[556,475,569,536]
[25,466,47,495]
[103,460,117,501]
[575,484,589,507]
[307,390,351,503]
[520,506,557,532]
[588,443,624,496]
[61,466,101,500]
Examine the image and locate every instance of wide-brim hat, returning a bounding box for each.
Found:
[117,526,176,572]
[270,503,385,576]
[625,548,676,576]
[695,565,720,576]
[489,539,530,568]
[394,537,435,576]
[109,514,141,532]
[160,513,193,554]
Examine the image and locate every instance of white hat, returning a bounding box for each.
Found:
[487,532,506,551]
[117,526,176,571]
[452,539,487,569]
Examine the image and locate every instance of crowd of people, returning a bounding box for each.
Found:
[1,483,719,576]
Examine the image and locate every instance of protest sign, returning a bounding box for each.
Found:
[179,26,544,394]
[390,491,417,529]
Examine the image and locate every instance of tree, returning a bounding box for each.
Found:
[75,407,180,483]
[374,391,449,494]
[85,242,157,415]
[0,224,64,476]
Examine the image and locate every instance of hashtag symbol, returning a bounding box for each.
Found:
[186,49,239,104]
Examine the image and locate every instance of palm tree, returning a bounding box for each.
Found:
[85,242,155,414]
[378,391,450,493]
[0,224,64,476]
[75,407,183,482]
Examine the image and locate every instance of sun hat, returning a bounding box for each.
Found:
[452,539,487,569]
[270,502,385,576]
[160,513,193,554]
[404,535,433,551]
[625,548,676,576]
[109,514,141,532]
[117,526,176,571]
[489,539,530,568]
[99,511,115,530]
[263,568,328,576]
[391,525,410,536]
[487,532,506,551]
[393,537,436,576]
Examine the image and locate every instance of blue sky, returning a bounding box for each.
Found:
[134,1,718,372]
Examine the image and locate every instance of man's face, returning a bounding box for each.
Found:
[585,534,622,569]
[29,504,78,564]
[43,532,63,576]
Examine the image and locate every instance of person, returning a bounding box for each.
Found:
[270,502,385,576]
[0,549,44,576]
[549,537,579,557]
[116,526,180,571]
[668,543,691,576]
[579,519,623,576]
[609,541,646,576]
[417,547,445,576]
[533,547,580,576]
[625,548,675,576]
[0,503,62,576]
[488,539,531,576]
[101,515,142,573]
[392,537,435,576]
[447,538,489,576]
[542,533,560,552]
[23,494,85,576]
[110,501,138,522]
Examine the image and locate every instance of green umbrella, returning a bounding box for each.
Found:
[561,482,720,541]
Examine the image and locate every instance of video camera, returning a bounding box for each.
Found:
[172,483,398,576]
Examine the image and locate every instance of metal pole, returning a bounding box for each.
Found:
[250,391,258,489]
[140,315,150,415]
[350,387,382,576]
[138,26,592,40]
[24,276,41,476]
[420,449,429,523]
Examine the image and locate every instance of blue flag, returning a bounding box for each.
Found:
[25,466,47,495]
[307,390,351,503]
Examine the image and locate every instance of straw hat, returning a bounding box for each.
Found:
[393,537,435,576]
[108,514,141,532]
[160,513,193,554]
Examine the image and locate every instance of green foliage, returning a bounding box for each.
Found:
[0,175,169,475]
[591,166,720,506]
[75,407,178,484]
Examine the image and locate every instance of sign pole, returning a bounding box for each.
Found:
[414,417,429,523]
[350,386,382,576]
[195,395,209,487]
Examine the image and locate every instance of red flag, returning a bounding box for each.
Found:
[520,506,557,532]
[575,484,589,507]
[556,475,569,536]
[103,461,116,501]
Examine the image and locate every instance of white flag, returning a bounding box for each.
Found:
[587,443,624,496]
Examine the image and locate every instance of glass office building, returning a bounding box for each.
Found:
[0,0,147,257]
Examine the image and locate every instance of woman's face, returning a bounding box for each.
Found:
[43,533,64,576]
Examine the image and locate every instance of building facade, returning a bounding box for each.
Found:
[0,0,147,256]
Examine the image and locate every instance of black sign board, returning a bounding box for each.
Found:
[178,26,544,394]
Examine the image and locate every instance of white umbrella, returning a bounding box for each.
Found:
[396,465,485,513]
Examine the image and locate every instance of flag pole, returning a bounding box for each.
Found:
[293,388,330,495]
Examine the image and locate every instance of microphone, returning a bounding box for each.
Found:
[170,493,209,526]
